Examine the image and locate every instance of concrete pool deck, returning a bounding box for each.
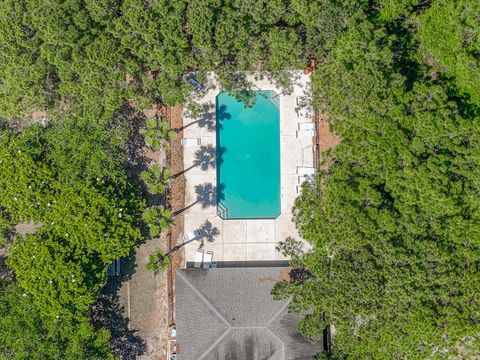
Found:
[180,72,313,266]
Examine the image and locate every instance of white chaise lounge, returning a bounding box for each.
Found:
[296,96,311,106]
[296,129,315,139]
[296,107,314,119]
[297,166,316,184]
[202,251,213,269]
[298,122,315,131]
[297,166,316,176]
[180,229,203,243]
[194,250,204,268]
[181,138,201,146]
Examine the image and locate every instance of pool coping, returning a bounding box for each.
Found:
[180,72,314,266]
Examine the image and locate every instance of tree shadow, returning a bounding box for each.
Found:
[174,182,223,215]
[176,103,216,132]
[200,220,220,242]
[443,74,480,120]
[385,19,422,91]
[0,254,12,278]
[198,103,216,131]
[264,70,300,95]
[217,104,231,121]
[216,104,232,131]
[90,253,148,359]
[216,146,226,168]
[116,106,168,208]
[216,181,226,203]
[195,145,216,171]
[116,106,149,181]
[195,183,217,208]
[90,271,146,360]
[173,144,217,177]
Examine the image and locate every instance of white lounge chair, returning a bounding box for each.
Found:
[202,251,213,268]
[298,175,313,184]
[296,96,311,106]
[297,166,316,176]
[194,250,204,268]
[180,229,203,243]
[181,138,201,146]
[296,107,314,119]
[296,129,315,139]
[298,122,315,131]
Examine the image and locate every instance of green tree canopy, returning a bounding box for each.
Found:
[0,279,114,360]
[275,2,480,358]
[0,123,143,318]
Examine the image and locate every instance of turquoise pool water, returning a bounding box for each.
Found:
[216,91,280,219]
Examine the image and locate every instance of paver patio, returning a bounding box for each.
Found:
[180,72,313,265]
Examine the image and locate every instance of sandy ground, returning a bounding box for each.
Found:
[117,233,170,360]
[318,113,341,153]
[14,222,42,236]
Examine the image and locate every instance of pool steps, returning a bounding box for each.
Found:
[217,201,229,219]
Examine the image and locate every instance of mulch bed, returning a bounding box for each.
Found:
[166,105,185,326]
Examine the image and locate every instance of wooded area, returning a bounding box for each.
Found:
[0,0,479,358]
[274,1,480,358]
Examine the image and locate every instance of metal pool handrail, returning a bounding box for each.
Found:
[217,201,229,219]
[268,92,280,108]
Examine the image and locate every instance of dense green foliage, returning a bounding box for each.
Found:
[0,120,143,356]
[143,117,175,151]
[274,1,480,359]
[0,0,355,121]
[416,0,480,103]
[0,0,338,355]
[0,279,114,360]
[1,0,478,358]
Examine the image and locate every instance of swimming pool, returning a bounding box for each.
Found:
[216,90,280,219]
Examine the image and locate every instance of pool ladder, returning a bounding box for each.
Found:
[217,201,229,219]
[267,92,280,109]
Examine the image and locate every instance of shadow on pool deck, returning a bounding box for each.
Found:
[173,144,223,178]
[174,103,216,133]
[174,182,224,216]
[199,220,220,243]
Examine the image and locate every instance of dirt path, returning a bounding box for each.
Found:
[119,233,170,360]
[167,106,185,327]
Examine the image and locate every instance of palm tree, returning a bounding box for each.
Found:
[146,220,220,274]
[143,117,175,151]
[146,249,171,274]
[146,237,198,274]
[142,206,173,237]
[140,165,172,194]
